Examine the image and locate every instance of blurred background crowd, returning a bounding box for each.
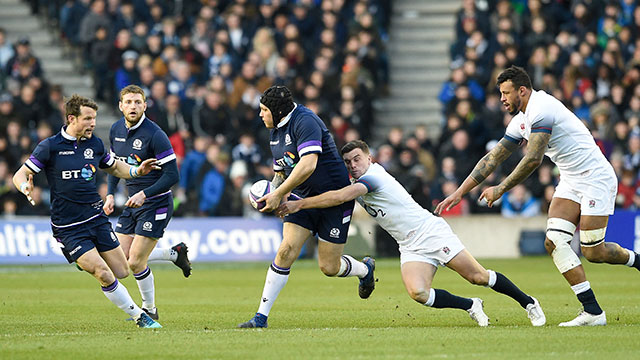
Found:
[1,0,640,220]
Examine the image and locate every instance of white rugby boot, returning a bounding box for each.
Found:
[467,298,489,327]
[558,311,606,327]
[525,297,546,326]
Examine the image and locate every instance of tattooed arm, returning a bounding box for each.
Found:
[272,171,286,189]
[434,137,519,214]
[479,132,550,206]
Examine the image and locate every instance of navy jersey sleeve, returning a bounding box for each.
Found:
[25,139,50,173]
[97,137,116,169]
[356,174,382,193]
[293,115,323,157]
[151,130,176,166]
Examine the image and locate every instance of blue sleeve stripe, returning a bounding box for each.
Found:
[504,135,521,144]
[531,127,552,134]
[356,179,373,192]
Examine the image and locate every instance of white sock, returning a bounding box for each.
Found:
[102,279,143,318]
[423,288,436,307]
[134,266,155,310]
[625,249,636,267]
[257,263,290,316]
[570,281,591,295]
[148,248,177,262]
[486,270,497,288]
[337,255,369,278]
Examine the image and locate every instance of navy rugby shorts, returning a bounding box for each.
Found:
[115,193,173,239]
[52,214,119,263]
[284,199,354,244]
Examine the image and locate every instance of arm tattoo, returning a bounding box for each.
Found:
[497,132,550,194]
[469,138,518,184]
[272,171,286,189]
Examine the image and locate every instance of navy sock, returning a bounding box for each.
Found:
[633,253,640,271]
[577,289,603,315]
[491,272,534,309]
[432,289,473,310]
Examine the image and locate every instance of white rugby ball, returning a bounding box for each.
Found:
[249,180,272,210]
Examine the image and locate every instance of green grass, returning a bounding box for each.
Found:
[2,257,640,359]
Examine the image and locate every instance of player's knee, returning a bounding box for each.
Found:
[112,266,130,279]
[543,238,555,254]
[547,218,581,273]
[406,286,430,303]
[276,243,296,264]
[581,245,607,263]
[466,270,489,286]
[319,262,340,276]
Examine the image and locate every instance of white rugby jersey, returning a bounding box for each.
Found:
[355,163,446,252]
[504,90,610,176]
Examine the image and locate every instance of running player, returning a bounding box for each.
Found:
[103,85,188,321]
[436,66,640,326]
[238,86,375,328]
[12,94,161,328]
[277,140,546,326]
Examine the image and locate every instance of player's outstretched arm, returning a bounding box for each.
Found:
[276,183,368,217]
[479,132,550,207]
[435,137,518,214]
[104,158,160,179]
[12,165,36,206]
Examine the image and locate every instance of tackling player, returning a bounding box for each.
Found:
[13,95,161,328]
[277,140,546,326]
[238,86,375,328]
[436,66,640,326]
[103,85,188,321]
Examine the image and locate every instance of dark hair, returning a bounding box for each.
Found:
[260,85,294,123]
[119,84,146,102]
[497,65,532,89]
[341,140,370,156]
[64,94,98,125]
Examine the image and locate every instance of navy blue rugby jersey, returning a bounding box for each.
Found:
[270,104,350,197]
[109,115,176,197]
[25,127,115,227]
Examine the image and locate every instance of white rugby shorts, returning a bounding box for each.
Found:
[553,165,617,216]
[399,218,465,267]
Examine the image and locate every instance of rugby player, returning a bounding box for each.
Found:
[277,140,546,327]
[436,66,640,326]
[103,85,187,321]
[13,94,161,328]
[238,86,375,328]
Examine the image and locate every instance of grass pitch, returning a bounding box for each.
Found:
[2,257,640,359]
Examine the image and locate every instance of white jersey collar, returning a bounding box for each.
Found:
[127,114,146,130]
[61,126,76,141]
[277,103,298,129]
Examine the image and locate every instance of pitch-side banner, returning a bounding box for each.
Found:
[0,217,283,264]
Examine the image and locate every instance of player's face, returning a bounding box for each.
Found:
[259,103,275,128]
[119,93,147,124]
[68,106,97,138]
[343,148,371,179]
[499,81,523,115]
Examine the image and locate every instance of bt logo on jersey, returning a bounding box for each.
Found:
[61,164,96,180]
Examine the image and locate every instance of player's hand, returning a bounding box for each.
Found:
[125,190,146,208]
[479,186,502,208]
[434,191,462,215]
[19,174,35,206]
[258,191,283,213]
[103,194,115,215]
[275,200,302,218]
[136,158,161,176]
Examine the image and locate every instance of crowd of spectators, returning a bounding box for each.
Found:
[0,0,390,217]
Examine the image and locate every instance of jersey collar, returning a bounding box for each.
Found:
[61,126,79,141]
[276,103,298,129]
[126,114,146,131]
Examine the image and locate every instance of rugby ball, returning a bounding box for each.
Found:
[249,180,272,210]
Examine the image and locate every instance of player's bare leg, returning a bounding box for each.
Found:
[238,223,309,328]
[128,235,159,319]
[580,215,638,265]
[447,250,544,326]
[317,239,374,298]
[401,260,488,326]
[544,198,605,326]
[76,248,159,327]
